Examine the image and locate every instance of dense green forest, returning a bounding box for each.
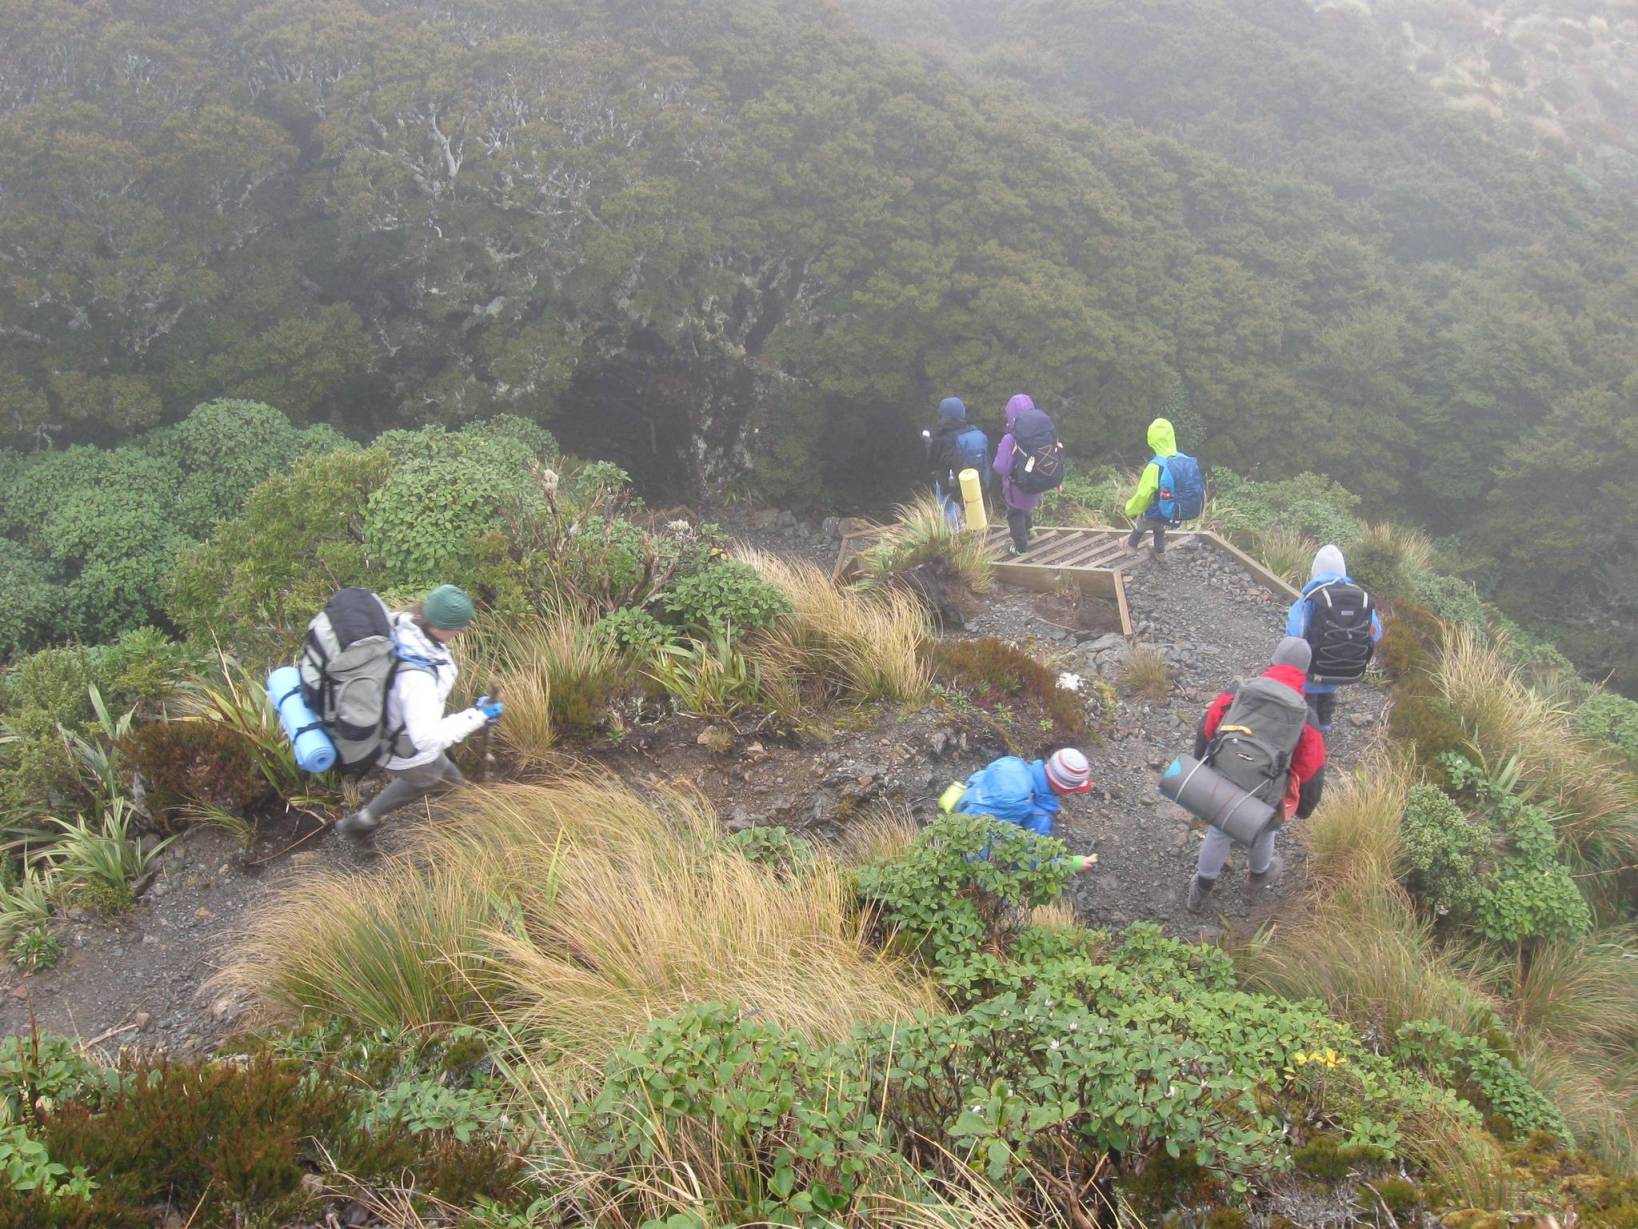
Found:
[0,0,1634,684]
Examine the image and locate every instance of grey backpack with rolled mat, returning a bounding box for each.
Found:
[1205,676,1310,810]
[298,588,434,775]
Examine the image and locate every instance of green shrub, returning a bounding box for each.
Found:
[9,925,61,972]
[1412,571,1489,633]
[557,515,654,608]
[1400,784,1489,920]
[1577,692,1638,768]
[722,826,818,876]
[1208,470,1364,548]
[856,811,1075,972]
[593,605,677,655]
[1400,758,1591,944]
[1393,1019,1571,1144]
[662,559,792,638]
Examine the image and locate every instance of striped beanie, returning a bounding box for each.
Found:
[1045,748,1093,794]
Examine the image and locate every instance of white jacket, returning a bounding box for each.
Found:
[385,612,486,770]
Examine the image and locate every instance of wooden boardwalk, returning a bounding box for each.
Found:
[833,523,1300,640]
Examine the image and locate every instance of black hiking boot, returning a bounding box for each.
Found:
[1185,875,1215,913]
[335,810,380,854]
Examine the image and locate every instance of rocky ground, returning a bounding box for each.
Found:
[0,526,1387,1056]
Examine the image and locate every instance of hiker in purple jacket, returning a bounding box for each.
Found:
[992,393,1044,555]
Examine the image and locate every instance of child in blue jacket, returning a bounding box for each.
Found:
[939,749,1097,871]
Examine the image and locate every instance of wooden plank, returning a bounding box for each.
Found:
[1065,539,1130,568]
[1112,570,1132,638]
[1194,531,1301,601]
[1020,534,1101,567]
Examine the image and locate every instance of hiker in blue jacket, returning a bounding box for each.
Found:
[1285,544,1383,733]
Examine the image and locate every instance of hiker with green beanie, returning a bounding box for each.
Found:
[335,585,502,850]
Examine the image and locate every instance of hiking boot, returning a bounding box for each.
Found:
[1245,856,1283,899]
[1185,875,1215,913]
[334,811,379,845]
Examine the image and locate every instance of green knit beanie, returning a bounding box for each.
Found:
[422,585,475,630]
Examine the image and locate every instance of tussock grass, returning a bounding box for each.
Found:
[219,854,505,1033]
[1300,756,1408,883]
[860,492,996,594]
[1251,525,1320,587]
[1239,861,1503,1040]
[1117,647,1172,702]
[834,804,921,868]
[738,548,932,709]
[1359,520,1435,575]
[1517,1040,1638,1172]
[1513,931,1638,1050]
[1435,626,1638,864]
[223,777,937,1069]
[467,606,627,763]
[1404,1124,1520,1210]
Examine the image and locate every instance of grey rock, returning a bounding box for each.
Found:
[1087,632,1127,654]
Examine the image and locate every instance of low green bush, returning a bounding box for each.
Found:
[1394,1019,1571,1144]
[663,559,792,638]
[1577,692,1638,768]
[1400,757,1591,944]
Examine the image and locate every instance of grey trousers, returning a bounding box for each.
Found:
[1195,823,1277,882]
[360,754,467,823]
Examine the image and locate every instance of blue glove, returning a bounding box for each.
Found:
[476,695,504,723]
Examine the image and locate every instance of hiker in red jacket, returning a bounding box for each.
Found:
[1185,636,1327,912]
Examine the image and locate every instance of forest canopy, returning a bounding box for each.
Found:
[0,0,1634,684]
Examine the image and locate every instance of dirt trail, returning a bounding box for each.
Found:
[0,529,1386,1054]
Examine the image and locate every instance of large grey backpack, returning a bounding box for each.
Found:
[298,589,435,775]
[1205,676,1310,807]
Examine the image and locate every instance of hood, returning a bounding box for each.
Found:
[1263,663,1309,696]
[938,396,967,421]
[392,610,453,667]
[1311,544,1347,582]
[1004,393,1035,428]
[1146,417,1177,456]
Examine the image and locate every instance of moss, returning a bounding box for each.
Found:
[1371,1177,1422,1214]
[1291,1132,1370,1181]
[924,637,1089,750]
[1204,1209,1249,1229]
[1116,1149,1221,1216]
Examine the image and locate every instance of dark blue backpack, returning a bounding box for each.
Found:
[953,425,989,476]
[1156,453,1205,523]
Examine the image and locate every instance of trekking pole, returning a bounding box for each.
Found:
[476,684,499,784]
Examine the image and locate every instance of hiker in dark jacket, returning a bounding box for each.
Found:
[992,393,1044,555]
[924,396,988,528]
[1185,637,1326,912]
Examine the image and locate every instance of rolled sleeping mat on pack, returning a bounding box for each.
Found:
[958,467,988,531]
[266,665,337,774]
[1157,754,1278,846]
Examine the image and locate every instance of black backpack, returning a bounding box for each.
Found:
[1303,582,1375,684]
[1009,408,1064,495]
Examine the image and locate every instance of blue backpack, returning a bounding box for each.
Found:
[953,425,989,476]
[1156,453,1205,524]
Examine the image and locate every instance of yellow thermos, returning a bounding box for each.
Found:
[958,467,988,530]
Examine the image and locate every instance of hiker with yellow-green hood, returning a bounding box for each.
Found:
[1123,418,1205,556]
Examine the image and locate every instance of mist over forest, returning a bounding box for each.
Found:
[1,0,1635,683]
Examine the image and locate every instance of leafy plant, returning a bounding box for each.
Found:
[9,926,61,972]
[722,826,818,876]
[1393,1018,1571,1144]
[593,606,677,656]
[646,631,762,718]
[663,559,792,639]
[0,869,55,950]
[33,800,173,915]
